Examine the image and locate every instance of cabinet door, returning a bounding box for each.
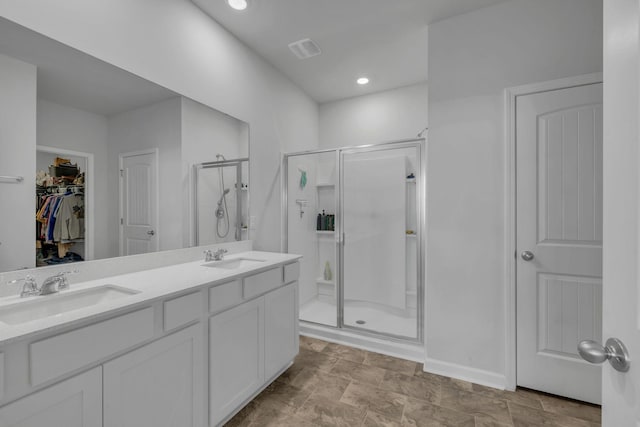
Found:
[209,298,264,426]
[0,367,101,427]
[264,282,299,379]
[104,323,204,427]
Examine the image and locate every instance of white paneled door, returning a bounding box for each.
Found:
[516,83,603,403]
[119,150,158,256]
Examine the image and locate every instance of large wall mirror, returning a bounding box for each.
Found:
[0,17,250,273]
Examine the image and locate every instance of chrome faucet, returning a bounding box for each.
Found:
[39,272,70,295]
[10,271,75,297]
[9,275,40,298]
[204,248,227,262]
[212,249,227,261]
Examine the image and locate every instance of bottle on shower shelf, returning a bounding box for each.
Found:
[316,213,322,231]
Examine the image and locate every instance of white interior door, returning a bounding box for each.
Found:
[599,0,640,424]
[120,150,158,256]
[516,83,603,403]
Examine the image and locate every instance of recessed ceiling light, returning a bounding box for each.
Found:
[357,77,370,85]
[227,0,248,11]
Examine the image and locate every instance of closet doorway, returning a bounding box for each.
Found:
[119,149,159,256]
[36,145,94,265]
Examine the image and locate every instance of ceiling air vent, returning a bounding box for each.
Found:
[288,38,322,60]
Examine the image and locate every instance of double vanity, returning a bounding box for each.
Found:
[0,249,301,427]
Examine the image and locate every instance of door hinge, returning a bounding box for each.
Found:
[120,169,124,177]
[120,218,123,225]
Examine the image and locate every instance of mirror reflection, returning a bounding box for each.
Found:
[0,18,249,273]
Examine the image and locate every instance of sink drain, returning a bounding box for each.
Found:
[355,320,366,325]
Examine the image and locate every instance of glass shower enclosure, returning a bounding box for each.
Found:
[283,139,424,341]
[193,158,249,245]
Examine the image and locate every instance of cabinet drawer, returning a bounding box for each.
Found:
[243,267,283,300]
[283,262,300,284]
[30,307,154,386]
[164,291,202,331]
[209,280,242,314]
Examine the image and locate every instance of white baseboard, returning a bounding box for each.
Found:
[423,357,507,390]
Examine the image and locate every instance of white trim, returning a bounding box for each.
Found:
[503,72,603,391]
[36,145,95,261]
[423,357,506,391]
[118,148,160,256]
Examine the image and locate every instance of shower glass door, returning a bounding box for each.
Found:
[340,142,422,340]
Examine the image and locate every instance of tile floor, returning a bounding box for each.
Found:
[225,336,601,427]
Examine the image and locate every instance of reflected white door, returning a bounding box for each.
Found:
[601,0,640,424]
[119,150,158,256]
[516,83,603,403]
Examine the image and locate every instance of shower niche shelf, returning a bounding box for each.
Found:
[316,230,334,235]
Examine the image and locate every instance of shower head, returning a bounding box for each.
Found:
[217,188,230,206]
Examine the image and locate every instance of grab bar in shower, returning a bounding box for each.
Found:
[0,175,24,183]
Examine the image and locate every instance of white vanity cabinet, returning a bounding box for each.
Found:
[104,323,204,427]
[0,367,102,427]
[264,282,298,379]
[0,256,300,427]
[209,297,264,426]
[209,264,300,426]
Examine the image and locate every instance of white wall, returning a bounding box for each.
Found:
[37,99,109,259]
[427,0,602,385]
[0,53,36,272]
[319,83,428,148]
[0,0,319,253]
[107,97,182,255]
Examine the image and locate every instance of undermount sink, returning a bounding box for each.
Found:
[202,258,267,270]
[0,285,140,325]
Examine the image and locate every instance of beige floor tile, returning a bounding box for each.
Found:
[289,366,351,400]
[295,348,339,372]
[322,342,368,363]
[296,392,367,427]
[330,358,388,386]
[227,338,602,427]
[440,385,512,425]
[509,402,596,427]
[379,370,441,404]
[300,335,330,352]
[258,380,313,409]
[402,397,475,427]
[364,351,419,376]
[538,394,601,424]
[363,410,403,427]
[340,381,408,420]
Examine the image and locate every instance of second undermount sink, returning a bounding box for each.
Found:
[202,258,267,270]
[0,285,140,325]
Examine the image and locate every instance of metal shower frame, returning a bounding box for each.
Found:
[193,157,249,246]
[282,138,426,344]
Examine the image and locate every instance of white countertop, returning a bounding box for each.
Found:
[0,251,301,346]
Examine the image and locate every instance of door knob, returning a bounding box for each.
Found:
[147,230,156,236]
[520,251,534,261]
[578,338,630,372]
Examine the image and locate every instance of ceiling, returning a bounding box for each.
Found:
[191,0,509,103]
[0,17,177,116]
